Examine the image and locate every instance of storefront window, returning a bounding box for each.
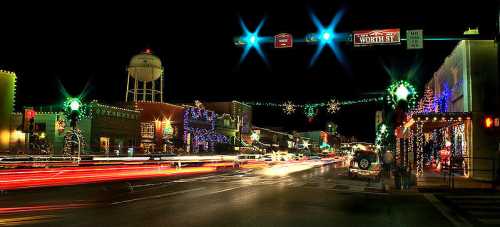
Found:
[141,122,155,139]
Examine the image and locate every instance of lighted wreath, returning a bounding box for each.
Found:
[386,80,417,109]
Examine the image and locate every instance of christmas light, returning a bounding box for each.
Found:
[69,99,80,111]
[302,140,309,149]
[416,122,423,176]
[183,107,228,152]
[244,97,383,119]
[309,8,348,67]
[282,101,295,115]
[387,80,417,109]
[63,97,91,122]
[237,17,269,64]
[395,84,410,101]
[326,99,340,114]
[304,104,319,118]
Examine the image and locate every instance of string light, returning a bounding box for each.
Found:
[245,97,383,108]
[245,97,383,119]
[416,122,423,176]
[183,107,228,152]
[326,99,340,114]
[387,80,417,109]
[303,104,320,118]
[282,101,295,115]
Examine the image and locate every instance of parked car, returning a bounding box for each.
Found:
[348,148,382,180]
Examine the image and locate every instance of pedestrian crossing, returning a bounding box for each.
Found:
[440,194,500,225]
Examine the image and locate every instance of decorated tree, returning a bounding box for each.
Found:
[63,128,87,156]
[422,87,434,113]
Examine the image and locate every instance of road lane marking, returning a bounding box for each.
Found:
[424,194,472,227]
[111,187,205,205]
[202,185,248,195]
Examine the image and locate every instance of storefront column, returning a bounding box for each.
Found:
[416,122,424,176]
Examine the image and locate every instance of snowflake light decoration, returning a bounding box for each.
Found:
[326,99,340,114]
[282,101,295,115]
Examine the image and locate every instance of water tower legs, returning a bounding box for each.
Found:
[125,74,130,102]
[134,77,138,101]
[143,81,147,101]
[152,80,155,101]
[160,74,164,103]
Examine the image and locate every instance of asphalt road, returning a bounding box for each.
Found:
[0,164,454,227]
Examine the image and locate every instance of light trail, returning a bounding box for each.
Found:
[0,165,218,190]
[0,203,91,214]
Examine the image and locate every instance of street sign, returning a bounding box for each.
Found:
[353,28,400,46]
[274,33,293,48]
[406,29,423,49]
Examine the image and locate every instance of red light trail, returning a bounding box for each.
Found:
[0,164,219,190]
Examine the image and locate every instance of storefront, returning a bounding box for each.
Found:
[403,113,472,177]
[400,40,499,182]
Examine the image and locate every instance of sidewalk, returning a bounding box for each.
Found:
[381,172,419,194]
[416,169,499,192]
[381,168,500,194]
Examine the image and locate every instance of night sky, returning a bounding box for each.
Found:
[0,1,497,141]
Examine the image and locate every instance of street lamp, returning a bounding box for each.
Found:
[321,31,332,41]
[387,80,417,109]
[63,97,85,164]
[70,99,80,111]
[395,84,410,101]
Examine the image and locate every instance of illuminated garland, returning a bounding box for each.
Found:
[304,104,320,118]
[183,107,228,151]
[244,97,384,118]
[326,99,340,114]
[282,101,295,115]
[63,97,92,121]
[386,80,418,109]
[416,122,424,176]
[375,124,389,150]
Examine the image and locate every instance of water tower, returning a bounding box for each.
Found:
[125,49,164,102]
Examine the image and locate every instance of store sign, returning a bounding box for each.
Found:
[353,28,400,46]
[406,29,423,49]
[274,33,293,48]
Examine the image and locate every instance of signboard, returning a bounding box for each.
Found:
[353,28,400,46]
[406,29,423,49]
[274,33,293,48]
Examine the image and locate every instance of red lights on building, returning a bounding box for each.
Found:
[484,116,493,128]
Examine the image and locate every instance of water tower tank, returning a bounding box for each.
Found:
[127,51,163,82]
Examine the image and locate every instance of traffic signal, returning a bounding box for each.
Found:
[23,108,36,133]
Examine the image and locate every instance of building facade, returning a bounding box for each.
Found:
[403,40,499,181]
[203,101,253,145]
[9,101,140,155]
[132,101,184,154]
[0,70,16,153]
